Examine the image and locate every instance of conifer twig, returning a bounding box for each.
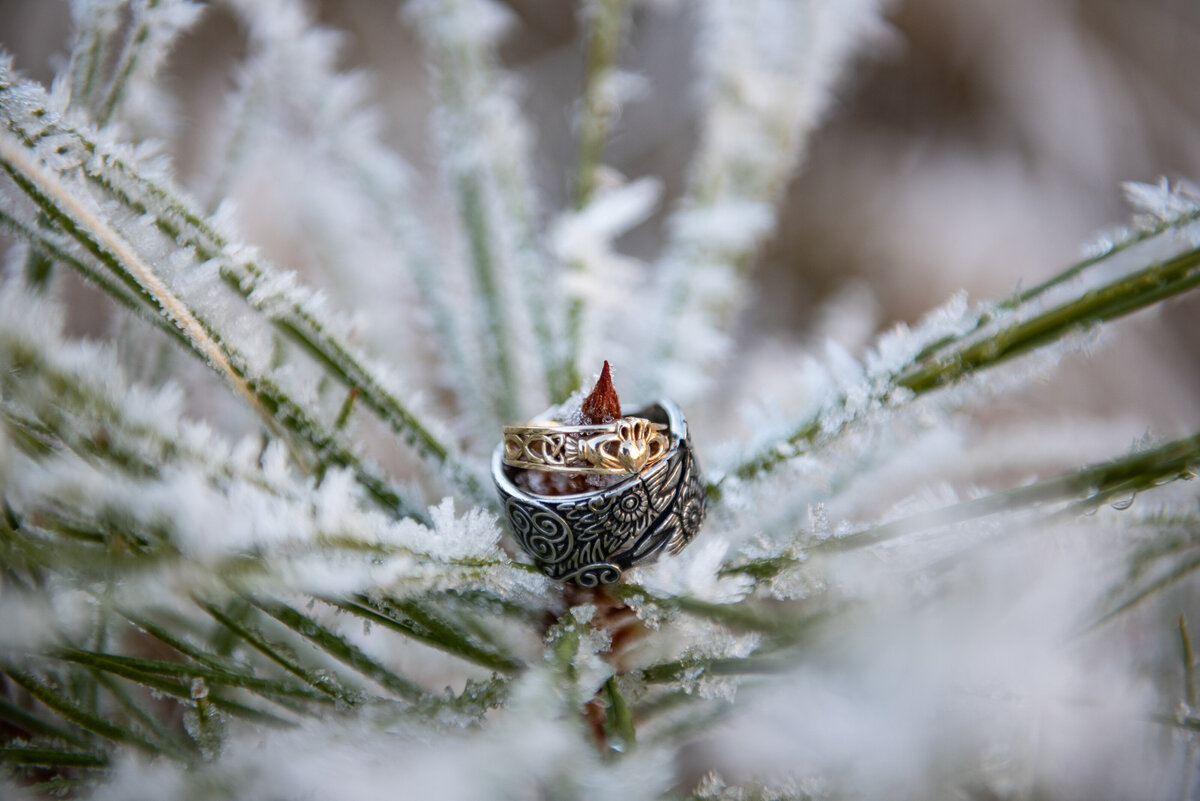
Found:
[725,241,1200,488]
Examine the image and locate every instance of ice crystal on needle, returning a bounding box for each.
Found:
[1,1,1199,799]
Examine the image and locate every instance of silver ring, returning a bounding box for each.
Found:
[492,399,706,586]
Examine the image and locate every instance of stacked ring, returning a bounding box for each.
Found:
[493,399,706,586]
[502,417,669,474]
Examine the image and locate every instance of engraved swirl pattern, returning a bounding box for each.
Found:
[504,498,573,567]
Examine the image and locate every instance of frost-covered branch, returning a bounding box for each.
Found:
[215,0,488,430]
[65,0,125,113]
[0,63,485,507]
[93,0,204,127]
[644,0,885,400]
[410,0,569,410]
[831,429,1200,551]
[561,0,635,394]
[723,196,1200,489]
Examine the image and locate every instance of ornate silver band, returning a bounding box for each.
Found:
[492,399,706,585]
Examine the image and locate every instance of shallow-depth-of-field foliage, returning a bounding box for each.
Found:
[1,1,1199,798]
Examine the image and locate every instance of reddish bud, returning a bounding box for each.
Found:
[581,361,621,424]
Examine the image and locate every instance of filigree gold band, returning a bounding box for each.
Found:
[502,416,669,474]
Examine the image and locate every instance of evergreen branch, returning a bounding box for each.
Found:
[238,372,432,522]
[628,687,693,726]
[895,245,1200,395]
[725,241,1200,488]
[824,429,1200,552]
[198,602,362,706]
[1182,615,1198,708]
[5,138,432,527]
[0,243,428,524]
[57,647,331,706]
[0,70,483,506]
[456,171,520,422]
[1090,551,1200,630]
[346,163,482,426]
[0,746,109,769]
[332,595,524,674]
[93,0,202,127]
[0,696,91,749]
[0,667,166,757]
[0,207,188,347]
[612,584,824,637]
[1153,711,1200,734]
[248,599,426,702]
[412,0,569,407]
[563,0,632,394]
[54,651,293,729]
[1013,202,1200,309]
[0,131,264,422]
[88,670,194,755]
[906,203,1200,367]
[639,652,790,685]
[1,399,155,483]
[65,0,123,112]
[97,0,163,127]
[644,0,882,398]
[0,337,293,499]
[217,0,491,432]
[410,674,511,721]
[574,0,630,210]
[599,675,636,753]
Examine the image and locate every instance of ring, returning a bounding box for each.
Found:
[502,417,669,474]
[493,399,706,585]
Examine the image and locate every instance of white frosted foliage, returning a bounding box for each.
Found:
[0,4,1197,800]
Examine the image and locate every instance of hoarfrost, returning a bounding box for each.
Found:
[1122,176,1200,223]
[630,539,753,605]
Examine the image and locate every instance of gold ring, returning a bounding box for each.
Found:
[502,417,669,474]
